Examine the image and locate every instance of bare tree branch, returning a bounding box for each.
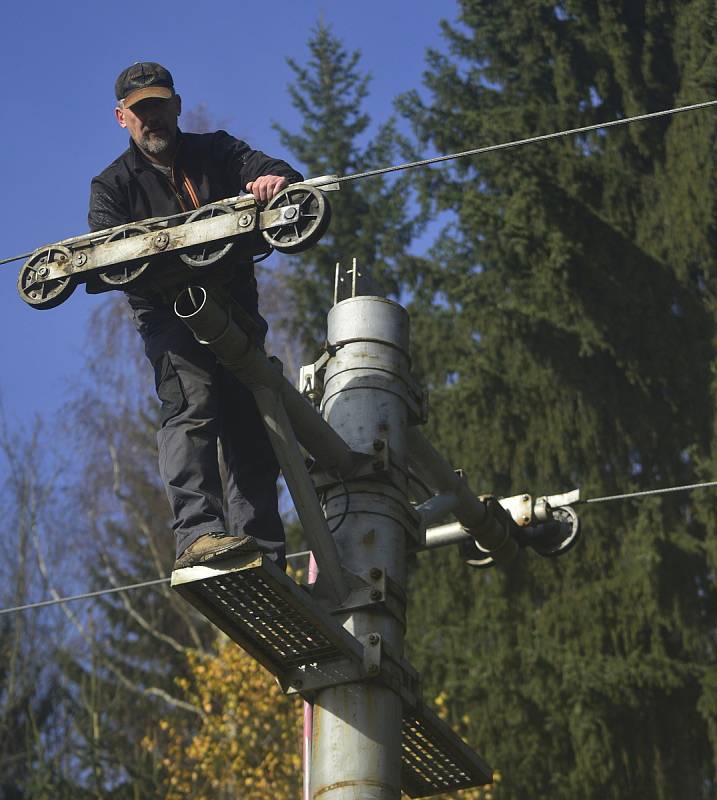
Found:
[29,506,204,719]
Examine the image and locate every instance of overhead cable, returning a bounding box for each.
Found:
[0,577,171,617]
[337,99,717,183]
[0,549,312,618]
[0,250,33,266]
[3,99,716,269]
[4,476,717,617]
[581,479,717,505]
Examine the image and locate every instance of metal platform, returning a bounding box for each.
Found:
[402,704,493,797]
[171,555,492,797]
[171,554,364,677]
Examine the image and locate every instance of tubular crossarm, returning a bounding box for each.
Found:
[174,286,360,602]
[406,428,519,562]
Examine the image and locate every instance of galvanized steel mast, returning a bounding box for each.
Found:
[309,291,412,799]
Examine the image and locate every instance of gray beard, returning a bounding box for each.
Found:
[140,131,173,157]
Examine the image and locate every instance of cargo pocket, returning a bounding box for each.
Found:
[154,353,187,426]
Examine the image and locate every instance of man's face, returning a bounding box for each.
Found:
[115,95,181,160]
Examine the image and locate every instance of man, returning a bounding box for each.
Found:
[89,62,303,570]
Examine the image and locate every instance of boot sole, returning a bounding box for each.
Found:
[174,536,259,570]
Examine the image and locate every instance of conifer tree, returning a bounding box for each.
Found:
[274,22,423,351]
[396,2,717,798]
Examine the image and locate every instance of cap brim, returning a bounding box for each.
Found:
[122,86,173,108]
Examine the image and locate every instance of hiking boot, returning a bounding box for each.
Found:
[174,533,259,570]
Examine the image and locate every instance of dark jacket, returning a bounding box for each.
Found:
[88,130,303,315]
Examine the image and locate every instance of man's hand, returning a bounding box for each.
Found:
[246,175,288,203]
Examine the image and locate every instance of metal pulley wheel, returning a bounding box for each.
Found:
[261,184,331,253]
[461,538,497,569]
[530,506,581,557]
[17,246,75,309]
[98,225,152,286]
[180,204,235,268]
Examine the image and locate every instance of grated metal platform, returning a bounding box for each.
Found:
[171,554,364,677]
[402,704,493,797]
[171,555,492,798]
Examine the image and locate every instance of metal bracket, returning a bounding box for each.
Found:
[258,203,303,230]
[282,632,420,708]
[499,488,582,526]
[406,373,429,426]
[538,487,581,509]
[498,493,533,526]
[310,437,394,490]
[282,657,362,695]
[331,568,407,628]
[360,632,383,678]
[303,174,341,192]
[298,350,331,408]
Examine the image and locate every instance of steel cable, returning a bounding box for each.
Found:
[4,478,717,617]
[3,98,717,615]
[581,479,717,505]
[338,99,717,182]
[3,99,716,267]
[0,549,312,617]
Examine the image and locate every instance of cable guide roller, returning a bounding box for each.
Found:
[17,181,335,309]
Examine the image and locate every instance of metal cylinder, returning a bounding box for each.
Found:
[415,493,460,529]
[310,296,412,800]
[424,521,470,549]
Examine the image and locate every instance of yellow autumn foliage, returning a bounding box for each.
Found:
[148,647,500,800]
[146,638,303,800]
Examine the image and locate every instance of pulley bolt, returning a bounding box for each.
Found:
[153,232,170,250]
[56,253,67,263]
[238,213,252,227]
[370,589,382,601]
[369,567,382,580]
[37,266,49,278]
[372,439,385,451]
[283,206,298,220]
[73,253,87,268]
[368,633,380,645]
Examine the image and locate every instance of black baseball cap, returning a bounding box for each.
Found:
[115,62,175,108]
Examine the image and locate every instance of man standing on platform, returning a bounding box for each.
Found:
[89,62,303,571]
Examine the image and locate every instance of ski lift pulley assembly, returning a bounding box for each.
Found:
[16,182,335,310]
[461,491,582,569]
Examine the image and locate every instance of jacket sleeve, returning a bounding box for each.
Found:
[210,130,304,194]
[88,176,131,233]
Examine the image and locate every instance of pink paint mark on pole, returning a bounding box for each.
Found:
[303,552,319,800]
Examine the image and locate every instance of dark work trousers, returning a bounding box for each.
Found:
[129,298,286,567]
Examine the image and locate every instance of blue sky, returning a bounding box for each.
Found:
[1,0,455,426]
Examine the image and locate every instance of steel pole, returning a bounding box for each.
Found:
[310,296,412,800]
[303,553,319,800]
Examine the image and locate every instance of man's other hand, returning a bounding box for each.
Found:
[246,175,288,203]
